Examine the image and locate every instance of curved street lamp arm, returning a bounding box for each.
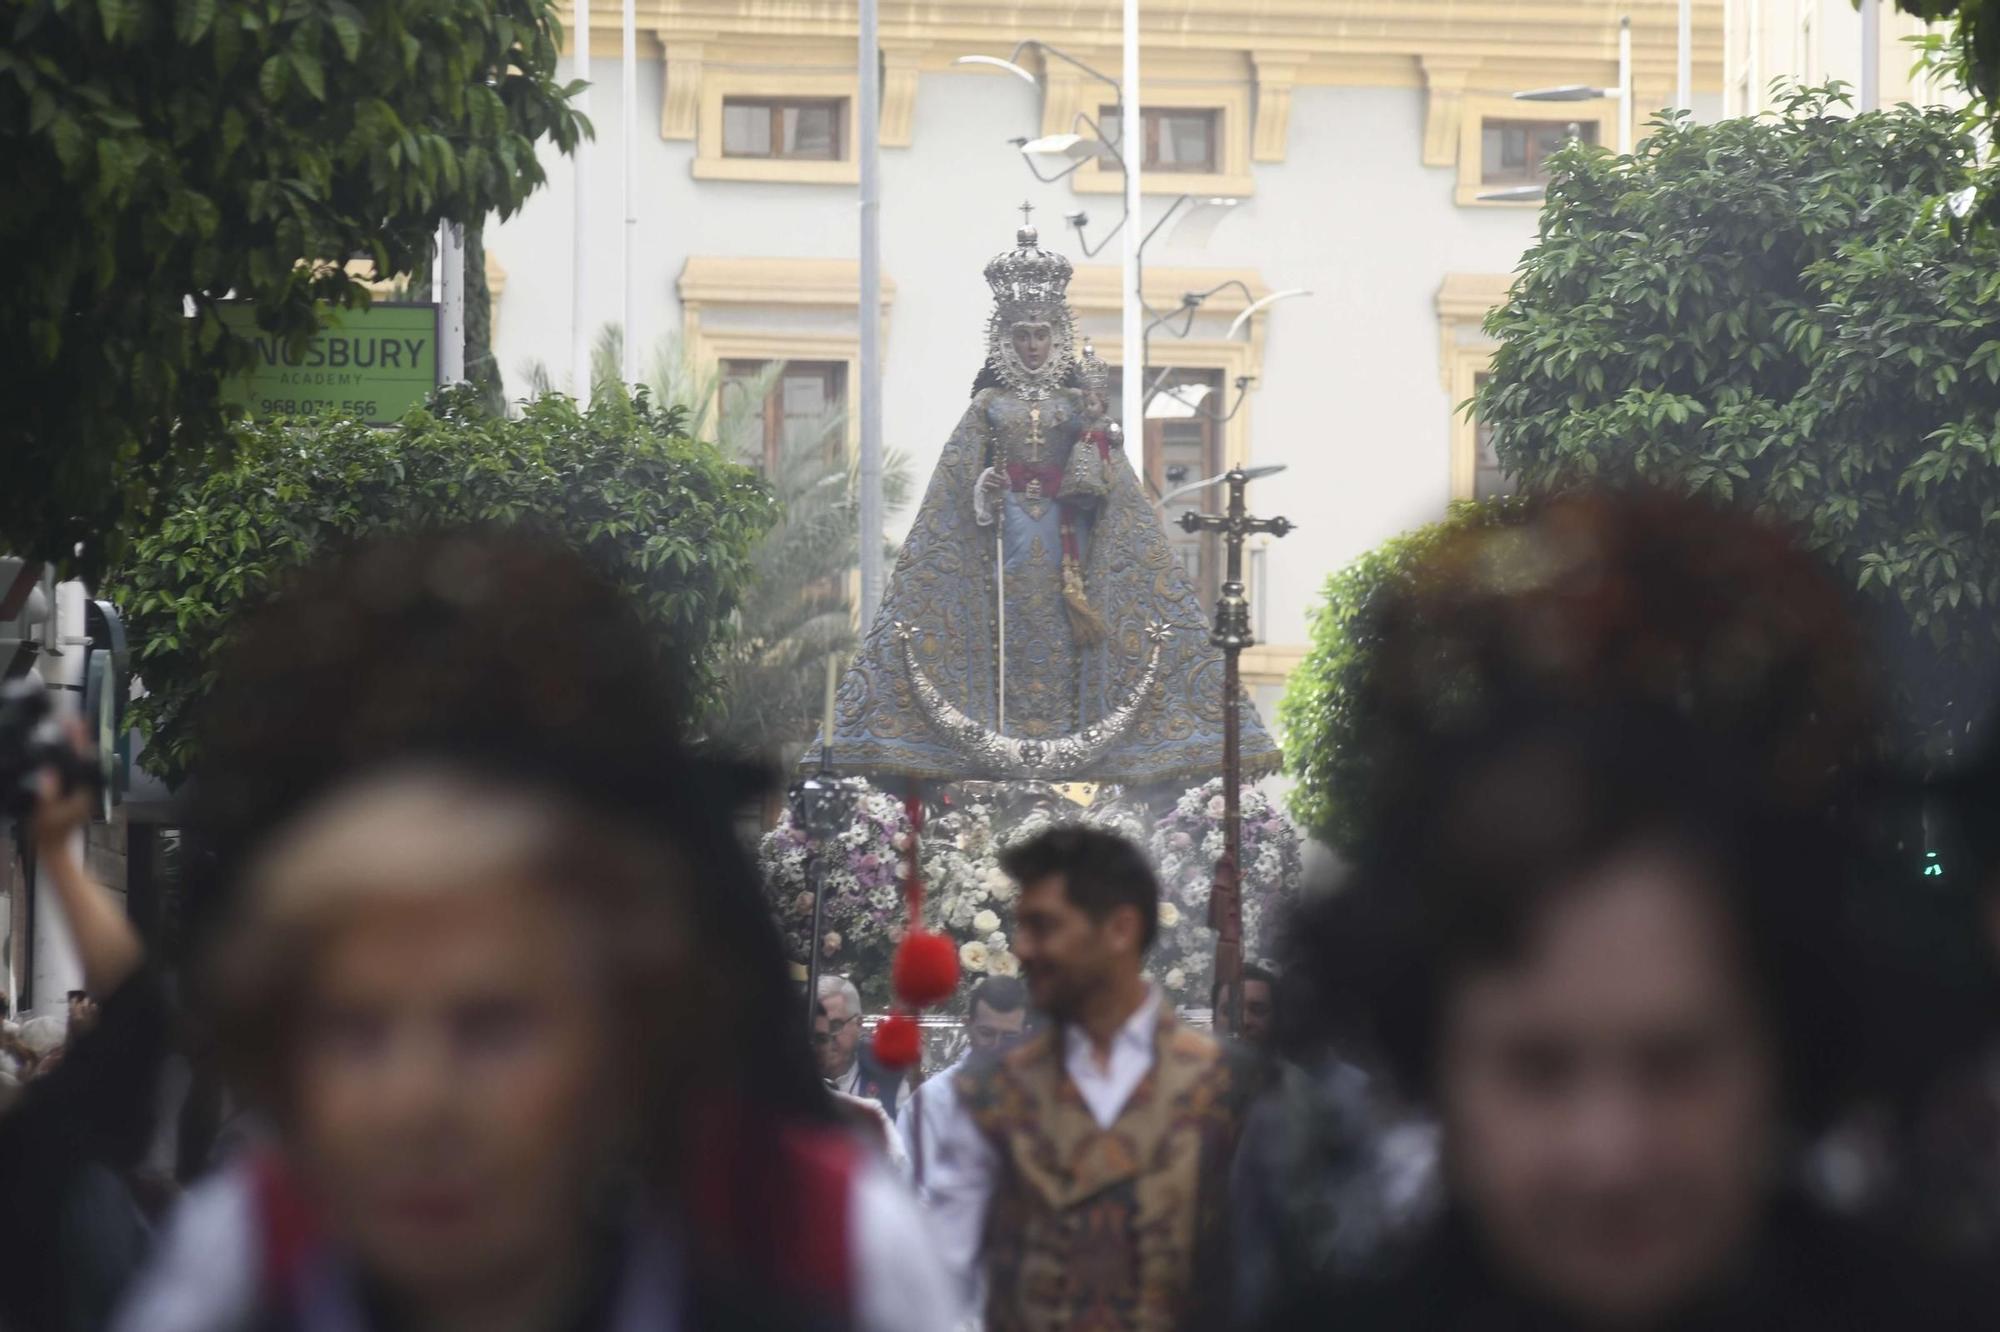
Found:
[1071,210,1128,257]
[1139,193,1192,251]
[1072,111,1128,176]
[1144,297,1202,343]
[1015,148,1091,185]
[1188,278,1258,308]
[1011,39,1123,97]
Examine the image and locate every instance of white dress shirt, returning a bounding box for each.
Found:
[896,1053,966,1200]
[829,1058,862,1098]
[919,986,1163,1303]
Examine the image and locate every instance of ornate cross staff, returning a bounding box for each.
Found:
[1180,468,1292,1036]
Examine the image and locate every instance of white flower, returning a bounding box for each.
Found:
[892,832,912,852]
[1164,967,1187,991]
[1158,901,1181,928]
[987,931,1009,951]
[1206,794,1226,817]
[987,950,1020,977]
[959,941,990,972]
[972,908,1001,934]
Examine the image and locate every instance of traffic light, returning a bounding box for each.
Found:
[0,558,47,681]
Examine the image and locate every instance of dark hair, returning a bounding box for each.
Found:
[1291,492,1879,1131]
[186,531,825,1120]
[1212,963,1277,1011]
[968,975,1027,1017]
[999,825,1159,951]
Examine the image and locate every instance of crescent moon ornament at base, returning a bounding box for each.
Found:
[897,622,1171,779]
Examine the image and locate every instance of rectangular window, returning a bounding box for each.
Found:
[1479,119,1597,186]
[1472,372,1515,501]
[1108,367,1226,603]
[720,359,846,474]
[1100,106,1221,174]
[721,98,845,161]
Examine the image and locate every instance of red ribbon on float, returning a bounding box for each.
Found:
[873,790,957,1069]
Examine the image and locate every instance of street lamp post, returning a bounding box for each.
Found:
[1177,467,1291,1034]
[789,743,860,1026]
[1860,0,1881,112]
[1485,16,1634,206]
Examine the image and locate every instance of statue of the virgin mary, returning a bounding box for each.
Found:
[820,218,1279,787]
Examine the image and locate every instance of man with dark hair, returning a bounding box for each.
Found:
[897,975,1029,1196]
[924,824,1253,1331]
[1214,962,1278,1050]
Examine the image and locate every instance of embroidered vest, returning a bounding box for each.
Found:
[957,1007,1249,1332]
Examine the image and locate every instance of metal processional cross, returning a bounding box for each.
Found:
[1180,470,1292,1035]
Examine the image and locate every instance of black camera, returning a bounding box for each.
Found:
[0,676,102,822]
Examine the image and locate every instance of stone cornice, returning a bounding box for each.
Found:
[678,256,899,310]
[565,1,1723,90]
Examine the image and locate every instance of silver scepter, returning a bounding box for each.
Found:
[995,481,1007,735]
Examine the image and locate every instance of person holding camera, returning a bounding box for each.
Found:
[0,723,167,1332]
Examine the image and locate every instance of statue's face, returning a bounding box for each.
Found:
[1010,321,1054,372]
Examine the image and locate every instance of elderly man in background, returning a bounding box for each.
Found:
[817,973,904,1117]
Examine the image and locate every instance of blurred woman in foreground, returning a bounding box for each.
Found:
[1267,493,1995,1330]
[116,534,953,1332]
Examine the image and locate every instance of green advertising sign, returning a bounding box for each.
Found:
[219,302,440,426]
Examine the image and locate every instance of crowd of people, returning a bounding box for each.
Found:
[4,491,2000,1330]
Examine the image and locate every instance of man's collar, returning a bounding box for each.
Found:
[1063,982,1162,1063]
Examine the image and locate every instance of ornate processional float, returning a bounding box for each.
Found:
[767,215,1298,1056]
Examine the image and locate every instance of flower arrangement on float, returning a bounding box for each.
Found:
[756,780,913,1007]
[758,775,1304,1014]
[1146,778,1304,1002]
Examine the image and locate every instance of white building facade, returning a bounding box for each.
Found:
[1725,0,1957,116]
[487,1,1723,720]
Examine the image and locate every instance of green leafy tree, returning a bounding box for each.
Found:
[1895,2,2000,112]
[1278,501,1525,853]
[1477,89,2000,755]
[110,387,775,788]
[528,329,915,763]
[0,0,584,577]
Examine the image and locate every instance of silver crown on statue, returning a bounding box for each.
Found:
[1078,339,1111,392]
[984,221,1074,310]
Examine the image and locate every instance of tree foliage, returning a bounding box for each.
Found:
[1278,500,1527,853]
[529,329,916,762]
[1478,89,2000,754]
[109,387,775,788]
[0,0,584,577]
[1895,1,2000,112]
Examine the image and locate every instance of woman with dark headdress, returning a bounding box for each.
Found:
[113,533,955,1332]
[1260,491,1996,1331]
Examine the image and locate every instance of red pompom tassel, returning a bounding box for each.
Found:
[872,1012,922,1069]
[892,929,960,1008]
